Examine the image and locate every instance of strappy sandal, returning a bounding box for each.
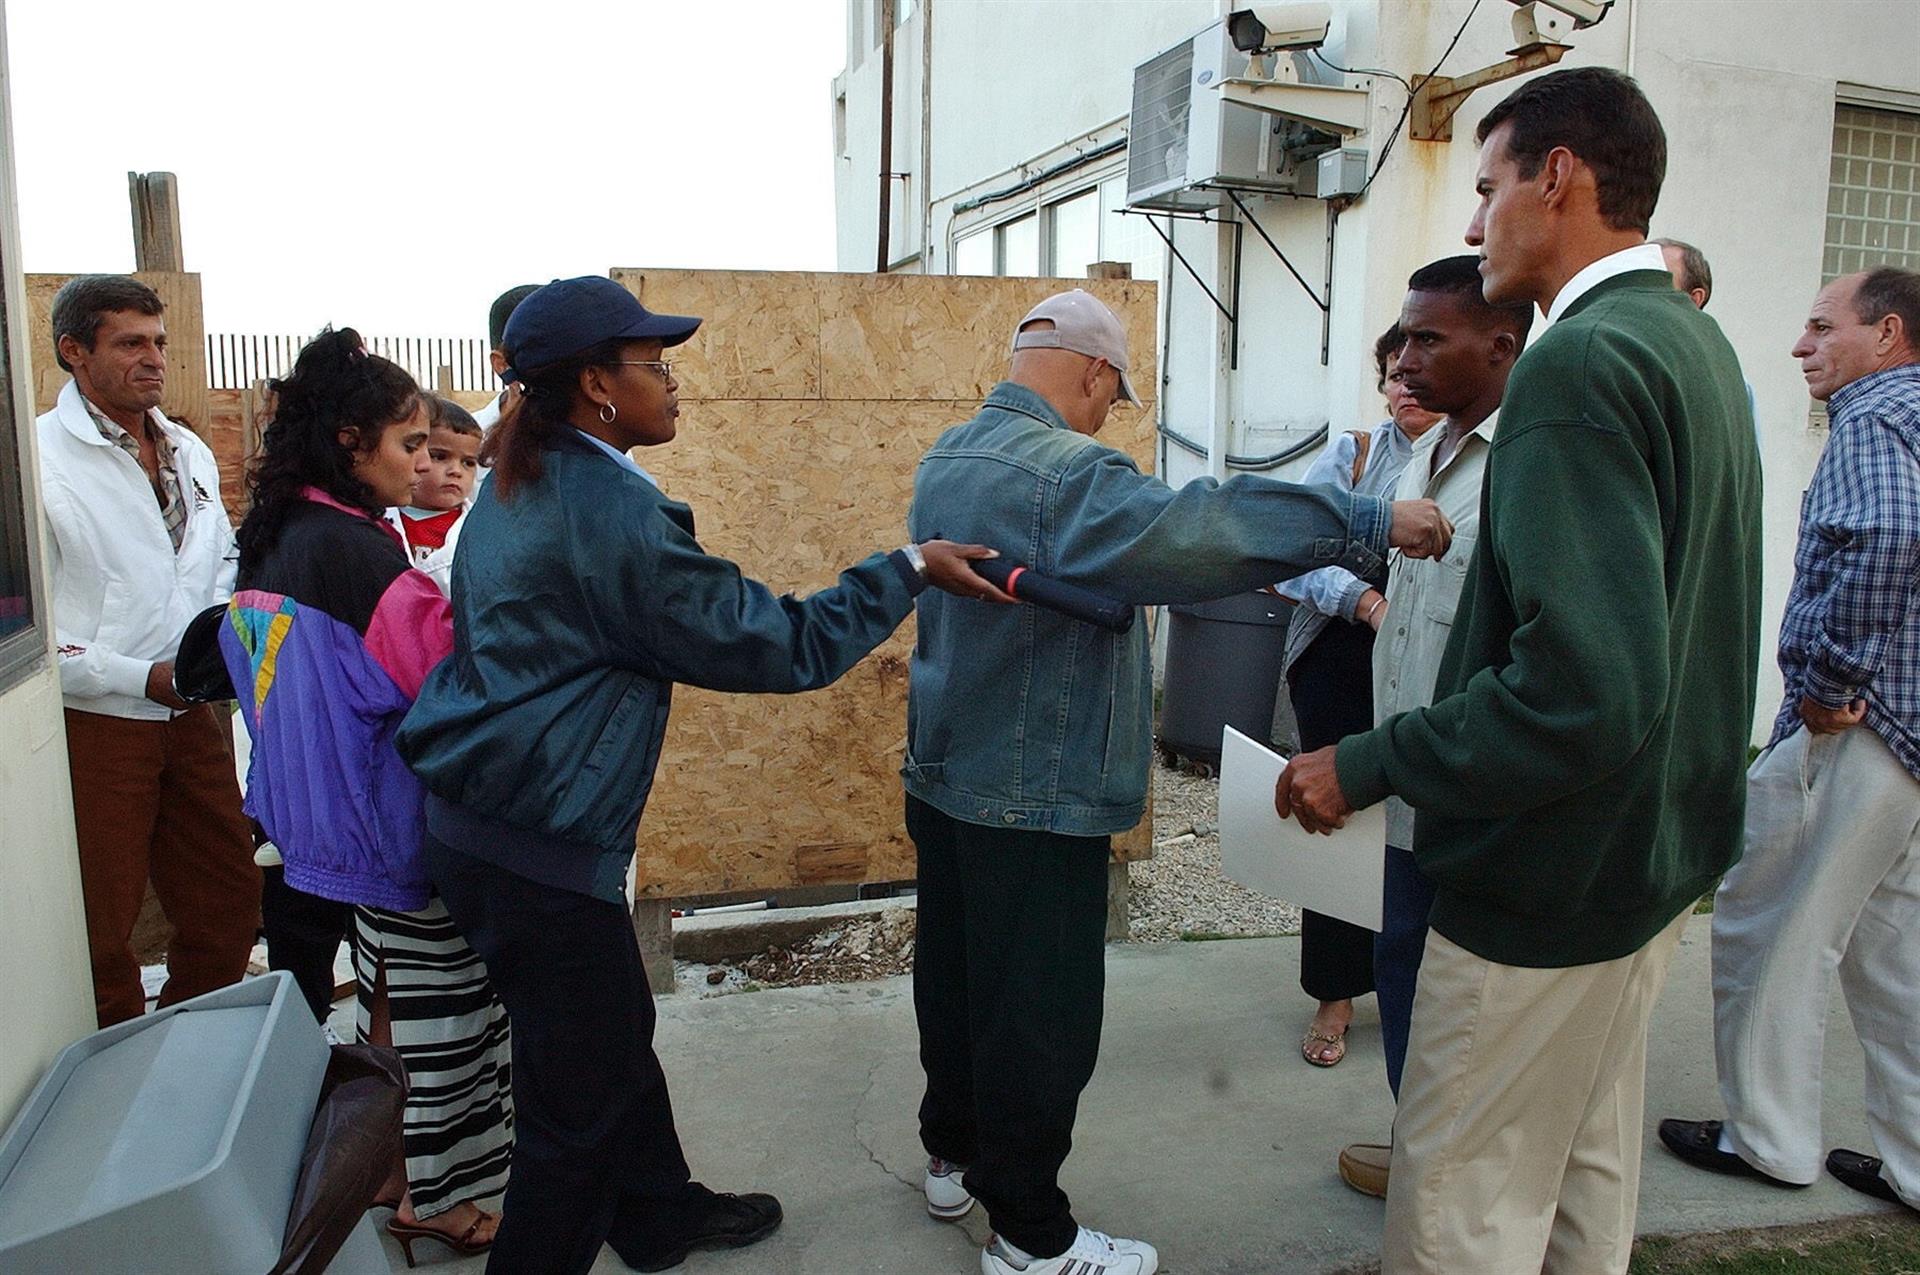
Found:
[1302,1025,1348,1067]
[386,1208,497,1268]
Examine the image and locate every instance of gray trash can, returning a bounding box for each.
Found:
[0,971,382,1274]
[1158,591,1294,769]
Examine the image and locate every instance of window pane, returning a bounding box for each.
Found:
[1048,188,1101,279]
[0,242,39,666]
[1000,214,1039,277]
[1824,103,1920,280]
[1098,175,1166,281]
[953,230,994,277]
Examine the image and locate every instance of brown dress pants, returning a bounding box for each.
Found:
[64,705,260,1027]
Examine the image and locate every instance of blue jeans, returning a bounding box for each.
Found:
[1375,844,1438,1099]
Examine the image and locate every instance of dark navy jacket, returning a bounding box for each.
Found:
[396,431,923,900]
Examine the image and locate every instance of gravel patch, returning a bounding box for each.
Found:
[676,906,916,997]
[679,757,1295,994]
[1124,757,1301,943]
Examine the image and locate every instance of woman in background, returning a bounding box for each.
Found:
[1273,324,1442,1067]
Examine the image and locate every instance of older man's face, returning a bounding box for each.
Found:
[1661,244,1707,310]
[1791,275,1891,402]
[62,309,167,417]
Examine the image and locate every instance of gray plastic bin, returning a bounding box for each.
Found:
[1158,591,1294,768]
[0,972,344,1274]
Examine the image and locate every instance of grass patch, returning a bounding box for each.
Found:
[1627,1215,1920,1274]
[1177,930,1281,943]
[1331,1215,1920,1275]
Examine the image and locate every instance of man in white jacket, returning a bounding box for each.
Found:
[38,274,258,1026]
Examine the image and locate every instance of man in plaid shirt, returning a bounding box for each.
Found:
[1661,265,1920,1214]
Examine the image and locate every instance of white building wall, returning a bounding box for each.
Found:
[925,1,1219,206]
[0,668,92,1124]
[0,1,93,1126]
[837,0,1920,740]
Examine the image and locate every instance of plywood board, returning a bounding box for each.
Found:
[26,273,209,438]
[204,388,248,518]
[615,270,1159,409]
[603,268,1157,897]
[611,268,821,401]
[816,274,1159,404]
[631,399,940,897]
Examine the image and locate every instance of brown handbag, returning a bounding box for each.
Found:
[1348,429,1372,486]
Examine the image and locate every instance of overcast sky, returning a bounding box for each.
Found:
[4,0,845,338]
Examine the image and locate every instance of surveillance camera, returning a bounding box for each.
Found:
[1503,0,1612,32]
[1227,3,1333,54]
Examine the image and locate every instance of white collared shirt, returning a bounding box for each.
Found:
[1544,242,1668,326]
[574,429,659,488]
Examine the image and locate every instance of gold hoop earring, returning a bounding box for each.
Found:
[599,401,617,425]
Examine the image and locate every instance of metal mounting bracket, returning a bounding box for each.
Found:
[1408,42,1570,142]
[1215,77,1371,136]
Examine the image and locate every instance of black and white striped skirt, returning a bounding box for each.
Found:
[353,899,514,1219]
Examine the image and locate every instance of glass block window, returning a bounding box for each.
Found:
[1824,103,1920,281]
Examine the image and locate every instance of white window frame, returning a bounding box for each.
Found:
[0,136,48,693]
[947,173,1121,280]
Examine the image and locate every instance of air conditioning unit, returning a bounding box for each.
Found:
[1126,20,1343,212]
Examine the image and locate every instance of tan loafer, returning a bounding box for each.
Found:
[1338,1143,1391,1198]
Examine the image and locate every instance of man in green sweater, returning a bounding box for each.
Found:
[1276,67,1762,1274]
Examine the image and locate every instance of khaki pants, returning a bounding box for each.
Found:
[1713,726,1920,1204]
[1383,909,1689,1275]
[65,706,260,1027]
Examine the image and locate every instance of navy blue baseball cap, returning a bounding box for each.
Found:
[500,276,701,383]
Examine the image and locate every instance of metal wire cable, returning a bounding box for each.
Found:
[1357,0,1487,198]
[1309,47,1412,93]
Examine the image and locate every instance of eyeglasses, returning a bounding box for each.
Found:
[616,360,674,381]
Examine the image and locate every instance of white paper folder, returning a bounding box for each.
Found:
[1218,726,1386,932]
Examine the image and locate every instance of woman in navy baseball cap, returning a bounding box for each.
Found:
[396,276,1008,1274]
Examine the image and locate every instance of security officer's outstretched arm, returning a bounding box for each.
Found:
[625,510,1004,695]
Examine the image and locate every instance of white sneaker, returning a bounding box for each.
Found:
[924,1156,975,1220]
[980,1227,1159,1275]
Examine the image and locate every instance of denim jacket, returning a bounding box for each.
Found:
[905,382,1391,836]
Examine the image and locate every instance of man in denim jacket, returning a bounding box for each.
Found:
[905,289,1453,1275]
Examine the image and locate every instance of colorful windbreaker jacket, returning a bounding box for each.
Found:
[221,488,452,911]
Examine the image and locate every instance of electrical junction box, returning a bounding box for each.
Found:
[1314,147,1368,198]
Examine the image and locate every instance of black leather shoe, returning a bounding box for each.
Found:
[1657,1119,1806,1188]
[1827,1148,1908,1207]
[622,1186,784,1272]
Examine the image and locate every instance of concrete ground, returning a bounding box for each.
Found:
[381,924,1902,1273]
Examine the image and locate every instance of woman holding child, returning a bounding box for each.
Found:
[221,329,511,1263]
